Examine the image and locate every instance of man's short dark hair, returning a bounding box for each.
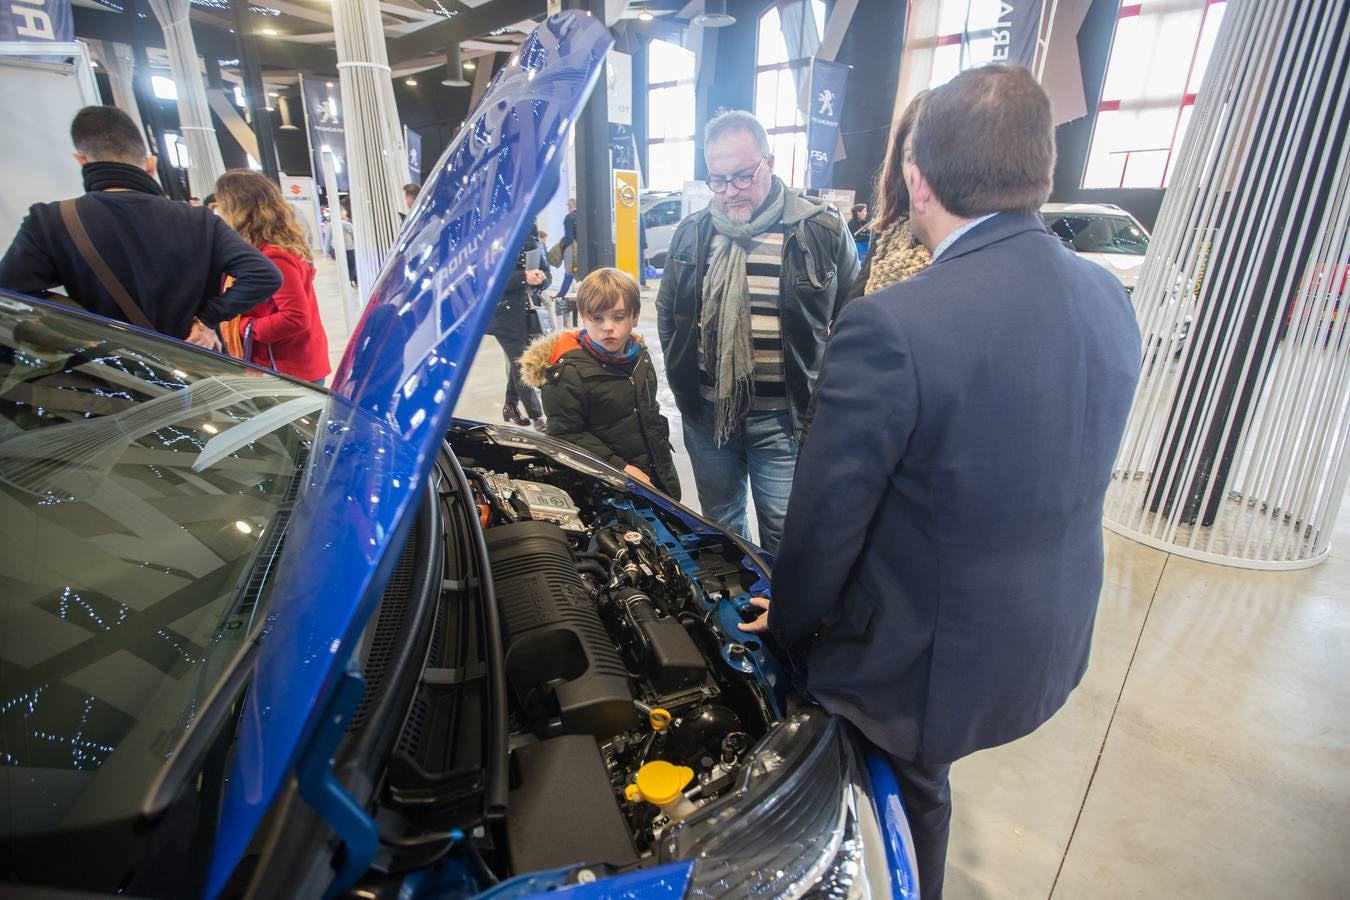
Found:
[70,105,146,163]
[852,203,867,215]
[911,65,1054,217]
[403,182,419,198]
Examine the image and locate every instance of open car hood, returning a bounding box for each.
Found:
[206,14,612,895]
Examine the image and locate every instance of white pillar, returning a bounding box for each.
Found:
[92,41,145,138]
[146,0,227,196]
[1103,0,1350,569]
[330,0,410,299]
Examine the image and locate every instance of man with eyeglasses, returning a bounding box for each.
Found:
[656,111,857,553]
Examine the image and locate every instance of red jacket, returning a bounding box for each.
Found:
[242,245,331,381]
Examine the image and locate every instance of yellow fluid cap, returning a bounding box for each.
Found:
[626,761,695,806]
[649,708,672,730]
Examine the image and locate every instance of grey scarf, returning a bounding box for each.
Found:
[701,177,830,444]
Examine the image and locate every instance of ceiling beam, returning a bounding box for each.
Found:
[385,0,543,65]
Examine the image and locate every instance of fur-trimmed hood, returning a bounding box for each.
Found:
[518,329,647,387]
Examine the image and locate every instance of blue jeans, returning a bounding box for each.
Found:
[681,403,798,554]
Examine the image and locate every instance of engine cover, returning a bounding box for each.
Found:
[485,521,636,737]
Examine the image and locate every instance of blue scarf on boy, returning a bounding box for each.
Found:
[579,329,640,370]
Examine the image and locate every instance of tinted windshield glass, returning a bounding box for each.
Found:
[0,296,321,839]
[1046,214,1150,255]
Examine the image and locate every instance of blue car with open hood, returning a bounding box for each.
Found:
[0,13,918,899]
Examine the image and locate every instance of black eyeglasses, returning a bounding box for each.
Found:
[706,157,766,193]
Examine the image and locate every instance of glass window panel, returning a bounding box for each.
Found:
[1121,148,1169,189]
[151,74,178,101]
[929,43,963,89]
[1188,3,1227,95]
[758,6,789,66]
[1083,109,1129,188]
[1100,15,1143,102]
[649,38,695,84]
[938,0,1007,35]
[649,141,693,191]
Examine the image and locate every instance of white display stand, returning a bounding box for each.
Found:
[0,42,100,248]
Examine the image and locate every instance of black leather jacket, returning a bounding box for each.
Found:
[655,203,859,442]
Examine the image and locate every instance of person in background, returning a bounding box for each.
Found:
[188,196,202,207]
[552,197,580,324]
[339,197,356,286]
[839,93,931,311]
[0,106,279,350]
[655,110,858,553]
[403,183,419,214]
[213,170,331,385]
[740,66,1141,899]
[204,193,217,212]
[847,202,869,238]
[487,226,550,430]
[520,268,679,498]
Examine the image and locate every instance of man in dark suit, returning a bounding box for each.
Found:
[741,66,1141,898]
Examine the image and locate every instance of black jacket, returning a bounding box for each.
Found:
[0,191,281,338]
[655,195,858,442]
[770,214,1141,764]
[521,331,681,500]
[487,238,550,345]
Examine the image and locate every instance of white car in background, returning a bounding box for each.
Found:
[641,191,683,269]
[1042,202,1151,292]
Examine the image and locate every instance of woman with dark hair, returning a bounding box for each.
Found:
[839,91,932,310]
[214,169,331,384]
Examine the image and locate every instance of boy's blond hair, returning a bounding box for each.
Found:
[576,268,641,320]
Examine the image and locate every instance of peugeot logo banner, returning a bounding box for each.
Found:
[805,59,848,190]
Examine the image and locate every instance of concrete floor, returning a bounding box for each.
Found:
[313,259,1350,899]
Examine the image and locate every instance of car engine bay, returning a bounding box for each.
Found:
[451,427,787,878]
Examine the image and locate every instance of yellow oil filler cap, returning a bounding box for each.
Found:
[649,708,672,731]
[625,761,694,806]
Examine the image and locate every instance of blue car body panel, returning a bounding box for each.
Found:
[205,15,613,896]
[866,748,921,899]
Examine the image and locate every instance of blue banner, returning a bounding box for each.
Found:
[987,0,1043,68]
[805,59,848,190]
[300,75,349,193]
[0,0,73,43]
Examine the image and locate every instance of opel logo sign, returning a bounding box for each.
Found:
[617,182,637,208]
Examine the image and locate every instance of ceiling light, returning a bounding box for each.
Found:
[201,422,218,435]
[267,90,278,97]
[463,60,476,70]
[325,81,334,87]
[260,27,278,36]
[637,5,653,21]
[234,521,253,535]
[90,59,100,67]
[405,78,417,86]
[693,0,735,27]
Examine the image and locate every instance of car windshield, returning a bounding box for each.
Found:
[0,295,321,841]
[1046,213,1150,256]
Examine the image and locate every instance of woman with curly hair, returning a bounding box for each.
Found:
[839,91,932,312]
[213,169,331,384]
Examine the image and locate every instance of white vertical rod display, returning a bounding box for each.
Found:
[146,0,226,195]
[1103,0,1350,570]
[329,0,409,300]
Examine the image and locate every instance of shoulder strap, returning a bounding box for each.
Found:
[59,199,154,330]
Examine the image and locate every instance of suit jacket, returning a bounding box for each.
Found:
[770,212,1141,764]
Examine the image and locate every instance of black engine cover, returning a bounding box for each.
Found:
[485,521,636,737]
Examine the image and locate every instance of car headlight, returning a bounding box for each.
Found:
[661,710,896,899]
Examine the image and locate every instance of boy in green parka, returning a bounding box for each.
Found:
[519,268,681,499]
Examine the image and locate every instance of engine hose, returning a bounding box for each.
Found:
[575,551,614,571]
[576,560,610,586]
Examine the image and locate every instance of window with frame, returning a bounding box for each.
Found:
[753,0,826,188]
[1083,0,1227,189]
[647,39,696,192]
[922,0,1028,89]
